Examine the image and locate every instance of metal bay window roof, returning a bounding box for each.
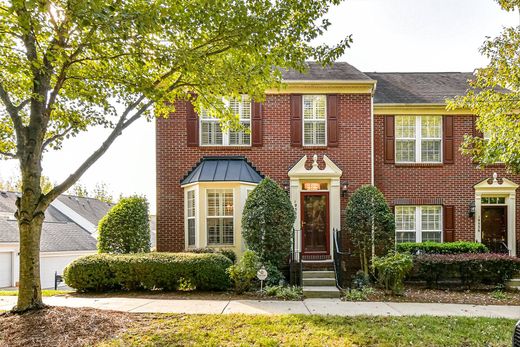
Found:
[181,156,264,185]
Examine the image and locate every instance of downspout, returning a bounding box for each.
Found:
[370,85,376,259]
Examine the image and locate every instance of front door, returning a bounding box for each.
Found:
[301,192,329,254]
[481,206,508,253]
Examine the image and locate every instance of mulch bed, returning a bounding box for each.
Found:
[347,286,520,305]
[0,306,137,347]
[69,290,273,301]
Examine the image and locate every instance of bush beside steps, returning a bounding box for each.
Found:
[64,252,232,292]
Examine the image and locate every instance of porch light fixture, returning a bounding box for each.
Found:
[283,180,290,194]
[341,181,349,197]
[468,201,476,217]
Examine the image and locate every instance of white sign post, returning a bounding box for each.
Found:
[257,265,268,292]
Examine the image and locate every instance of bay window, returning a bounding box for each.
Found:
[395,116,442,163]
[395,205,442,243]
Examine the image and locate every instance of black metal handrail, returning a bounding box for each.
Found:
[332,228,350,290]
[289,228,302,286]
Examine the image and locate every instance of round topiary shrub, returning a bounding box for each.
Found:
[345,185,395,275]
[242,178,295,267]
[98,195,150,254]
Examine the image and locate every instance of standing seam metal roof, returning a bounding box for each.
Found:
[181,156,264,185]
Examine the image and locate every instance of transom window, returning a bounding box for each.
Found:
[395,116,442,163]
[395,205,442,243]
[186,190,196,246]
[303,95,327,146]
[206,189,234,245]
[200,95,251,146]
[481,196,506,204]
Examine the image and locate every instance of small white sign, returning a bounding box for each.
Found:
[257,266,268,281]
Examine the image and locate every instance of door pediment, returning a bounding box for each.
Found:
[288,155,342,179]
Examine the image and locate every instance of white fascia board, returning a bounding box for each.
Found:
[50,199,98,237]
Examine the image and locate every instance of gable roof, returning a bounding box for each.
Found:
[181,156,264,185]
[0,191,113,252]
[366,72,475,104]
[282,62,372,81]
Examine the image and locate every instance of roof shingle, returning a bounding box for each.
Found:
[282,62,372,81]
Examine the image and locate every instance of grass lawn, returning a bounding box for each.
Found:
[99,314,516,347]
[0,289,73,297]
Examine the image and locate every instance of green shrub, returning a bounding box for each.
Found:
[242,178,295,267]
[98,195,150,254]
[227,250,261,294]
[343,286,375,301]
[64,252,232,292]
[264,285,303,300]
[186,248,237,263]
[263,262,286,286]
[414,253,520,288]
[397,241,489,255]
[345,185,395,274]
[372,252,413,295]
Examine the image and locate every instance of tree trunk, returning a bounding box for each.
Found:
[15,217,44,311]
[13,134,46,312]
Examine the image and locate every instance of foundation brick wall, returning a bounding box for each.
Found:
[156,94,372,251]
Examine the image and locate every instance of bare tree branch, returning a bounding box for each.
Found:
[0,150,17,158]
[41,126,73,150]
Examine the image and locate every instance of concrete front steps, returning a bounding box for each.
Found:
[302,265,341,298]
[506,275,520,291]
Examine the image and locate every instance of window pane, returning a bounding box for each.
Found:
[207,191,219,216]
[396,116,415,138]
[421,206,441,231]
[422,232,441,242]
[223,191,233,216]
[188,219,195,246]
[396,231,416,243]
[207,218,234,245]
[421,140,441,162]
[187,191,195,218]
[421,116,441,138]
[396,140,416,162]
[303,97,314,120]
[229,121,251,145]
[395,206,416,231]
[314,96,326,119]
[201,121,223,145]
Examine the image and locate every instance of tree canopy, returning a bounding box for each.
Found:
[0,0,350,311]
[449,0,520,173]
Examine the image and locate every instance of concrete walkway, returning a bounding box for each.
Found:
[1,296,519,319]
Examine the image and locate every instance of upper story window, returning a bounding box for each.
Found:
[200,95,251,146]
[395,116,442,163]
[395,205,442,243]
[303,95,327,146]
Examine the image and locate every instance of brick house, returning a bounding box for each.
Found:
[156,62,519,260]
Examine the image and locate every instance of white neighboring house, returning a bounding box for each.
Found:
[0,192,114,289]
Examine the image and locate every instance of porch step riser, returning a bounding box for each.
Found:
[302,271,335,279]
[303,286,341,299]
[303,278,336,286]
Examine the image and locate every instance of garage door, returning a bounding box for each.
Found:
[0,252,12,288]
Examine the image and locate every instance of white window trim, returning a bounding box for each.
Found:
[185,188,197,248]
[206,188,235,246]
[395,116,442,164]
[395,205,443,243]
[199,96,252,147]
[302,95,327,147]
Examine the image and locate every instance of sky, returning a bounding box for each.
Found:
[0,0,518,214]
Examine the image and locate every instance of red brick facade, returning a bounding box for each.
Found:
[156,94,520,256]
[156,93,372,251]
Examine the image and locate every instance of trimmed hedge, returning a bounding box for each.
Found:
[397,241,488,255]
[413,253,520,288]
[64,252,232,292]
